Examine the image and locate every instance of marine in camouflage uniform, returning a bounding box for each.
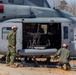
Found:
[54,44,71,70]
[6,26,17,66]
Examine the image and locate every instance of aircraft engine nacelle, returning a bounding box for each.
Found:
[0,4,31,20]
[0,4,75,21]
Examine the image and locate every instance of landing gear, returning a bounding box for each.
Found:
[20,56,39,67]
[0,55,6,60]
[29,58,32,62]
[33,56,39,67]
[21,58,28,67]
[46,58,50,64]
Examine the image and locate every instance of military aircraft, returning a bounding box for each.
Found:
[0,0,76,62]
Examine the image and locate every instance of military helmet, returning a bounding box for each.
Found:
[12,25,18,29]
[62,43,68,47]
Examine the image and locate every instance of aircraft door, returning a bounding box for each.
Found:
[0,23,22,53]
[62,23,76,56]
[71,24,76,56]
[61,23,70,49]
[68,23,75,56]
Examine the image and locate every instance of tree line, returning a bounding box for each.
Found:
[49,0,76,16]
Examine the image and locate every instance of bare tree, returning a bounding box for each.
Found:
[48,0,76,16]
[58,0,67,10]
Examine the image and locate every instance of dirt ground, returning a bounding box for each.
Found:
[0,56,76,75]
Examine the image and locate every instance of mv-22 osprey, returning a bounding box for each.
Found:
[0,1,76,61]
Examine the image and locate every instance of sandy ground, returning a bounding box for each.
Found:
[0,56,76,75]
[0,63,76,75]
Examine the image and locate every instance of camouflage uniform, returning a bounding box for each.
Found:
[54,48,71,69]
[6,30,16,65]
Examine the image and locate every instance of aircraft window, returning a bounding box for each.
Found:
[41,25,47,34]
[23,24,37,33]
[0,1,3,3]
[8,0,14,3]
[2,27,12,40]
[14,0,24,4]
[63,26,68,39]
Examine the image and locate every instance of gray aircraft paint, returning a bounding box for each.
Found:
[2,0,50,8]
[0,4,74,21]
[0,1,76,57]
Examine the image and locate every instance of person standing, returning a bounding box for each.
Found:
[51,44,71,70]
[6,25,18,67]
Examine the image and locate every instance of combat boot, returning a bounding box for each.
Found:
[6,64,10,66]
[63,64,67,70]
[10,64,17,68]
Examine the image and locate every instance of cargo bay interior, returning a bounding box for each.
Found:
[22,23,61,50]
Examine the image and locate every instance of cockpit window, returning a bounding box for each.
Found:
[2,27,12,40]
[8,0,14,3]
[63,26,68,39]
[0,1,3,3]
